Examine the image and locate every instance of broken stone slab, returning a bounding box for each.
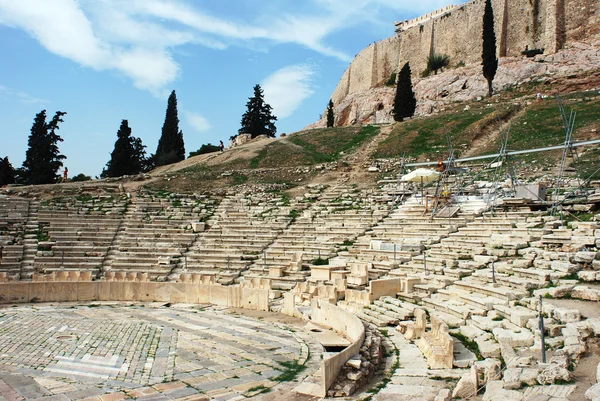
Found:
[494,305,537,328]
[503,367,523,390]
[493,328,534,347]
[459,325,488,340]
[552,308,581,324]
[533,285,574,299]
[512,258,533,269]
[586,383,600,401]
[474,358,502,384]
[574,251,598,264]
[476,338,501,359]
[579,271,600,282]
[434,388,451,401]
[572,286,600,301]
[452,365,479,399]
[346,355,362,369]
[347,371,363,381]
[537,364,573,385]
[482,380,524,401]
[550,260,580,273]
[520,367,541,387]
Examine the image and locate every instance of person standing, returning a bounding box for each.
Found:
[219,140,224,152]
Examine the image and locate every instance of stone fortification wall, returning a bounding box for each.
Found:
[565,0,599,44]
[330,0,598,106]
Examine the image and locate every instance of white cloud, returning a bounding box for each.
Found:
[0,0,464,95]
[184,111,212,133]
[0,0,179,95]
[262,65,316,119]
[0,84,47,104]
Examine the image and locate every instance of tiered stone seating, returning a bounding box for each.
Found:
[0,196,30,278]
[248,186,390,287]
[337,196,466,280]
[105,192,215,281]
[33,194,128,277]
[184,192,295,284]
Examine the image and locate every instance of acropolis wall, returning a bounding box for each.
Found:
[330,0,599,106]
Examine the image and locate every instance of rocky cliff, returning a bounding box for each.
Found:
[312,0,599,128]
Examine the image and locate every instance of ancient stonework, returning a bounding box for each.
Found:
[320,0,599,127]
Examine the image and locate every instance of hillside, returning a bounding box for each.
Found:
[131,74,600,195]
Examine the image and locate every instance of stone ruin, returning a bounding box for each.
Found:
[2,178,600,399]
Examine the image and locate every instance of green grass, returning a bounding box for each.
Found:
[35,229,50,242]
[451,332,483,360]
[272,359,307,382]
[364,346,399,400]
[375,105,500,159]
[75,194,94,203]
[312,257,329,266]
[375,94,600,167]
[289,209,300,222]
[231,173,248,186]
[245,385,271,395]
[250,125,380,168]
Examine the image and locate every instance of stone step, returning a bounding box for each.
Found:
[355,311,389,327]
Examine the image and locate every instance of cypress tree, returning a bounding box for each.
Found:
[239,84,277,139]
[0,157,15,187]
[393,63,417,122]
[102,120,148,178]
[326,99,335,128]
[482,0,498,97]
[21,110,67,185]
[155,90,185,166]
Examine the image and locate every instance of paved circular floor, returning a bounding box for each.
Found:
[0,303,318,401]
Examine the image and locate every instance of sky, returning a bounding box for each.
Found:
[0,0,465,177]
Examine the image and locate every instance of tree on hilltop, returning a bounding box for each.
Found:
[0,157,15,187]
[155,90,185,167]
[393,63,417,122]
[21,110,67,185]
[326,99,335,127]
[102,120,149,178]
[482,0,498,97]
[238,84,277,139]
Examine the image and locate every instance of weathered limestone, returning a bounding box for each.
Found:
[415,314,454,369]
[452,365,479,399]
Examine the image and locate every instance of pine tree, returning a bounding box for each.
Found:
[393,63,417,122]
[21,110,67,185]
[482,0,498,97]
[326,99,335,128]
[238,84,277,139]
[0,157,15,187]
[102,120,148,178]
[155,90,185,166]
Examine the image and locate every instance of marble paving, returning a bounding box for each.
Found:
[0,303,316,400]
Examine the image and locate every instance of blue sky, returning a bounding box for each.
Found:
[0,0,462,177]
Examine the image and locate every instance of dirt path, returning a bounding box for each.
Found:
[461,105,527,159]
[315,124,396,188]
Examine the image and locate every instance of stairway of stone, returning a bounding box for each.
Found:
[104,192,214,281]
[183,192,296,284]
[354,296,417,327]
[19,199,39,280]
[28,195,127,278]
[246,185,391,289]
[0,196,30,279]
